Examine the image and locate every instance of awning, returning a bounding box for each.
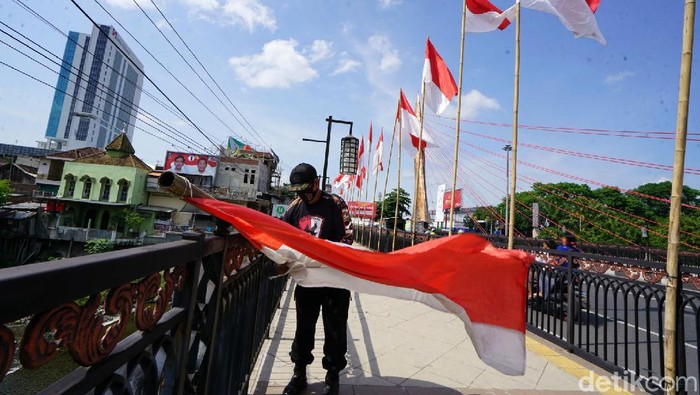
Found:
[137,205,176,213]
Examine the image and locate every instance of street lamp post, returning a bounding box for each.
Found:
[302,116,355,191]
[503,144,512,237]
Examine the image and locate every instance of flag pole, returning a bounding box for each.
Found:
[368,126,383,249]
[393,96,403,252]
[448,0,468,237]
[363,128,373,244]
[378,121,398,251]
[412,78,428,245]
[664,1,695,393]
[507,0,521,250]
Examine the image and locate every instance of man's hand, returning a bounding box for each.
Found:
[275,263,289,276]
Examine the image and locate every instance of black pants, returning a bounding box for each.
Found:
[290,285,351,372]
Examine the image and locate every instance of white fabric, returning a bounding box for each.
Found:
[422,59,452,115]
[465,2,517,32]
[261,243,527,376]
[520,0,606,45]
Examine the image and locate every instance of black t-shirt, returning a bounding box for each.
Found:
[283,191,353,244]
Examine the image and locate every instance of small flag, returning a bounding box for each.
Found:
[398,89,433,150]
[465,0,517,32]
[228,136,245,151]
[373,129,384,174]
[423,38,458,116]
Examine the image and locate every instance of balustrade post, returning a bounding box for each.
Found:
[174,231,205,394]
[566,250,575,352]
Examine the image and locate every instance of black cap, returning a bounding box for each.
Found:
[289,163,317,192]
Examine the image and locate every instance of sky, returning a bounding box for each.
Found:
[1,0,699,212]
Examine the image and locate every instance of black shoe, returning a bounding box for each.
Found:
[322,371,340,395]
[282,369,307,395]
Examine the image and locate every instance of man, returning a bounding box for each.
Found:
[281,163,353,395]
[196,158,208,174]
[170,155,185,172]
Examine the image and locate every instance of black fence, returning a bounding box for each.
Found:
[0,232,287,394]
[355,226,700,395]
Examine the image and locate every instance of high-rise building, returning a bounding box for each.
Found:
[42,24,144,151]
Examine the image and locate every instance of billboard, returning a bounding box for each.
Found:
[442,189,462,210]
[164,151,218,177]
[347,201,377,219]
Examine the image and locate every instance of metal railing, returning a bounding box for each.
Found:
[0,232,287,394]
[355,226,700,395]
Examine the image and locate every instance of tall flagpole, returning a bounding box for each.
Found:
[664,1,695,393]
[368,127,383,249]
[393,92,404,251]
[448,0,467,237]
[507,0,521,250]
[362,127,373,244]
[378,121,398,251]
[412,79,428,245]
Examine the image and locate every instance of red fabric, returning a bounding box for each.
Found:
[586,0,600,13]
[465,0,511,30]
[425,38,458,101]
[185,197,532,332]
[357,136,365,161]
[368,122,373,145]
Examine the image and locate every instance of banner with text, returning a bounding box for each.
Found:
[443,189,462,210]
[348,201,377,219]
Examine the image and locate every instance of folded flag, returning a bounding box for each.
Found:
[184,197,533,375]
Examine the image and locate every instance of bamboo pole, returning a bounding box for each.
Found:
[507,1,521,250]
[393,93,403,251]
[377,122,398,251]
[664,1,695,393]
[448,1,468,237]
[158,171,214,199]
[368,126,384,249]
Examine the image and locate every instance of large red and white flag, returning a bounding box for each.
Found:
[422,38,458,116]
[398,89,433,150]
[185,196,532,375]
[372,129,384,174]
[465,0,517,32]
[520,0,606,45]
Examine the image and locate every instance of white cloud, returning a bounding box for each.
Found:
[181,0,277,32]
[367,35,401,73]
[605,71,635,84]
[442,89,501,118]
[228,39,318,88]
[305,40,333,63]
[378,0,402,9]
[155,18,173,30]
[332,59,362,75]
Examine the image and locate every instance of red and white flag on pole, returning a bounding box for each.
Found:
[372,129,384,174]
[422,38,458,116]
[357,136,365,163]
[520,0,606,45]
[333,173,353,195]
[465,0,517,32]
[185,196,532,375]
[368,122,373,146]
[398,89,433,151]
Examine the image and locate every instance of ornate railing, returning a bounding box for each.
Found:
[0,232,287,394]
[355,227,700,395]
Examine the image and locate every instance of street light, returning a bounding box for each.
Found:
[302,116,356,191]
[503,144,512,237]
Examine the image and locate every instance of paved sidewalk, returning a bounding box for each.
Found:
[249,281,634,395]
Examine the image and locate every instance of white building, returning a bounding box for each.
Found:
[42,25,144,151]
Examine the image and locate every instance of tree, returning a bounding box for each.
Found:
[375,188,411,223]
[85,238,114,254]
[0,179,11,207]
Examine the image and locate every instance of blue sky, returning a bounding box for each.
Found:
[1,0,698,210]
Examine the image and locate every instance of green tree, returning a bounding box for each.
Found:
[376,188,411,223]
[0,179,11,206]
[85,239,114,254]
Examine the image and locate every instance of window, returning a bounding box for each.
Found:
[244,169,249,184]
[82,178,93,199]
[64,175,76,198]
[117,180,129,202]
[99,178,112,201]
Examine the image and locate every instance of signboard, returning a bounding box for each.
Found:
[443,189,462,209]
[347,201,377,219]
[272,204,288,218]
[164,151,218,177]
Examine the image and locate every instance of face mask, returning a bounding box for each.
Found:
[297,189,316,203]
